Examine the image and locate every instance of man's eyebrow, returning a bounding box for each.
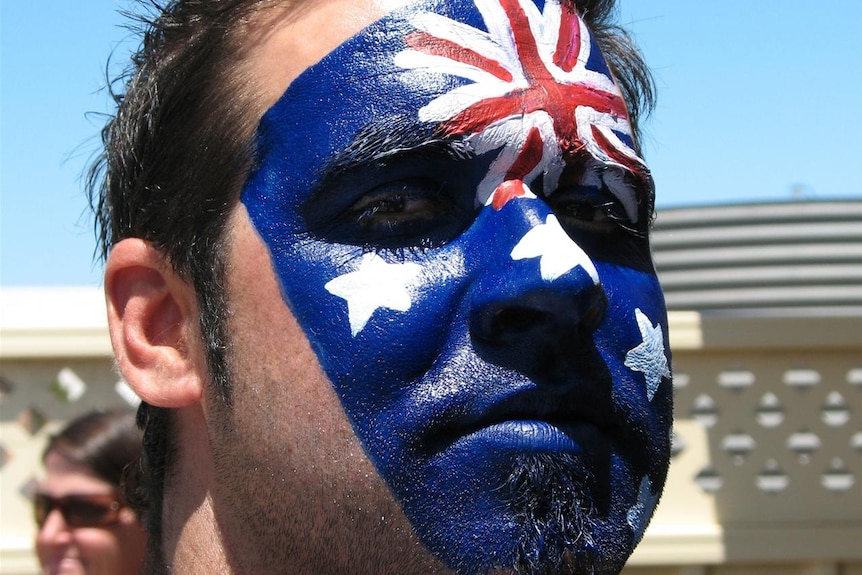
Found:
[308,115,473,199]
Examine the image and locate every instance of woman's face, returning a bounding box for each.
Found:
[35,451,146,575]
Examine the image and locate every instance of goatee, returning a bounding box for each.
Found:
[504,453,601,575]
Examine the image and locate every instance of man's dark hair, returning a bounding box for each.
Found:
[87,0,654,566]
[88,0,280,564]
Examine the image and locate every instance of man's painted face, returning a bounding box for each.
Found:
[241,0,672,572]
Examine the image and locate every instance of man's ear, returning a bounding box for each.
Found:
[105,238,206,408]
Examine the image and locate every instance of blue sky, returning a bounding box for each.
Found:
[2,1,861,286]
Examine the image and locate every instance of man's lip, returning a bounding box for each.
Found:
[432,387,622,453]
[448,419,608,453]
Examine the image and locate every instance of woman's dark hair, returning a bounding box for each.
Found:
[43,409,143,491]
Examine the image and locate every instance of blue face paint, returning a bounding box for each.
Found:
[241,0,671,572]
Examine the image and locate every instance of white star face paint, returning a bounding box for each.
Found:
[625,308,672,402]
[325,253,423,336]
[510,213,600,283]
[240,0,671,572]
[626,475,659,544]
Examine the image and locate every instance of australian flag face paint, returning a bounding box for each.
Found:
[242,0,672,572]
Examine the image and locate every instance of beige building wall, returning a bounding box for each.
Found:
[1,287,136,575]
[625,313,862,574]
[2,287,861,574]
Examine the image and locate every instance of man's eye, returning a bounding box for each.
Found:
[325,178,471,249]
[351,186,444,229]
[542,183,652,270]
[547,189,620,234]
[557,202,611,225]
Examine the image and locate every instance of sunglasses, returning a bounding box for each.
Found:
[33,492,124,528]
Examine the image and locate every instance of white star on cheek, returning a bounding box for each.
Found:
[510,214,599,283]
[324,253,423,337]
[624,308,671,401]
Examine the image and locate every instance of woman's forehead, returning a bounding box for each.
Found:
[40,451,112,494]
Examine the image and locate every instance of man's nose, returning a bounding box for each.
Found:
[472,286,606,343]
[470,286,607,383]
[466,187,608,384]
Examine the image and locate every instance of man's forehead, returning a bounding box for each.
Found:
[249,0,420,111]
[243,0,651,219]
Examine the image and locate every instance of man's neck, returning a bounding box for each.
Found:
[166,495,232,573]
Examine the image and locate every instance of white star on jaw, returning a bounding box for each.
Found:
[624,309,671,401]
[510,214,599,284]
[324,253,423,337]
[627,475,657,542]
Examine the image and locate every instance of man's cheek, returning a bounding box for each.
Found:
[270,242,467,385]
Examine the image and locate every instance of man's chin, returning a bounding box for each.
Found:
[501,453,633,575]
[391,436,640,574]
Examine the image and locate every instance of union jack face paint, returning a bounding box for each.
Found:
[241,1,671,572]
[395,0,651,218]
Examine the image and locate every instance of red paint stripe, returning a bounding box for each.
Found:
[491,180,528,210]
[491,128,543,210]
[498,0,548,84]
[591,125,644,174]
[505,126,543,180]
[564,84,629,118]
[553,5,581,72]
[443,94,524,134]
[406,31,513,82]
